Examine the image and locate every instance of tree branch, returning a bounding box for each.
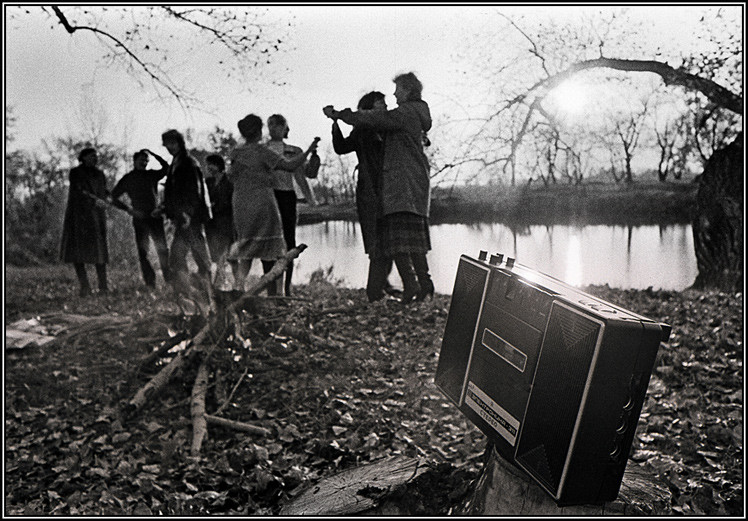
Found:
[50,5,189,109]
[518,57,743,114]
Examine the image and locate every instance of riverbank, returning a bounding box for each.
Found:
[4,265,742,515]
[300,181,698,226]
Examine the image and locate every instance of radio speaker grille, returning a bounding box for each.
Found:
[516,304,600,493]
[435,260,489,403]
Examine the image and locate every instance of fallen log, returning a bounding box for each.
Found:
[190,359,210,456]
[457,445,672,515]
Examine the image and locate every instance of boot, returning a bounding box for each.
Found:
[96,263,108,294]
[366,256,391,302]
[382,258,401,297]
[412,253,434,301]
[74,263,92,297]
[394,254,420,304]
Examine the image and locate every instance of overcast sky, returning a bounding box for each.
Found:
[5,4,738,166]
[6,5,484,155]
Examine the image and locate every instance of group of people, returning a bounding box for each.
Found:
[60,71,434,305]
[325,72,434,303]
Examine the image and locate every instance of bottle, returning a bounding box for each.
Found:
[306,149,321,179]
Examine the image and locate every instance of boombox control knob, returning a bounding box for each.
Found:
[479,250,488,261]
[506,257,515,268]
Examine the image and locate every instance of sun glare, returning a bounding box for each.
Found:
[547,80,588,115]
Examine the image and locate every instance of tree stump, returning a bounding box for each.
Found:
[458,445,672,515]
[279,456,427,516]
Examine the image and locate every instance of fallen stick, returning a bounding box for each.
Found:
[138,331,190,369]
[190,359,210,456]
[226,244,308,342]
[127,322,212,414]
[205,414,272,436]
[227,244,308,314]
[81,189,137,217]
[213,367,249,416]
[128,245,309,419]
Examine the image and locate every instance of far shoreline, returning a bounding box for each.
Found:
[299,181,698,227]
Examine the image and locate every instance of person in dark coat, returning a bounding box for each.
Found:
[59,147,110,296]
[330,90,396,302]
[204,153,234,265]
[160,129,212,280]
[110,149,171,288]
[324,72,434,303]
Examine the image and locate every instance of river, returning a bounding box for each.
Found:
[290,220,698,295]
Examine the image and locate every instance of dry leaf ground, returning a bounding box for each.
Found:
[4,265,743,515]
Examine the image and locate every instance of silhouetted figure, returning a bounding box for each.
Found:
[330,91,396,302]
[110,149,171,288]
[161,129,212,281]
[204,154,234,265]
[59,147,109,296]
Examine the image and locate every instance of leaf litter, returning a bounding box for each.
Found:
[4,267,744,515]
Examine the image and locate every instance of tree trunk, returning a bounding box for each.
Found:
[458,445,672,515]
[691,133,743,291]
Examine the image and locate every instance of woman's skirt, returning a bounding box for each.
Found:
[376,212,431,258]
[228,187,286,261]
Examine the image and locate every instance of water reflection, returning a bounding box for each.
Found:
[294,221,698,294]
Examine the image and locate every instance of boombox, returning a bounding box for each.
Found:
[435,252,671,506]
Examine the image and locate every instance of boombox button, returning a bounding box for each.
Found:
[623,396,635,411]
[609,443,622,460]
[506,257,515,268]
[479,250,488,261]
[616,418,628,434]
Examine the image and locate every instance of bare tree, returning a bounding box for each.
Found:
[653,110,689,182]
[7,6,290,110]
[450,7,742,290]
[610,97,651,183]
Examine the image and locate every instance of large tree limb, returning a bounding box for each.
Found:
[457,445,672,515]
[516,58,742,114]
